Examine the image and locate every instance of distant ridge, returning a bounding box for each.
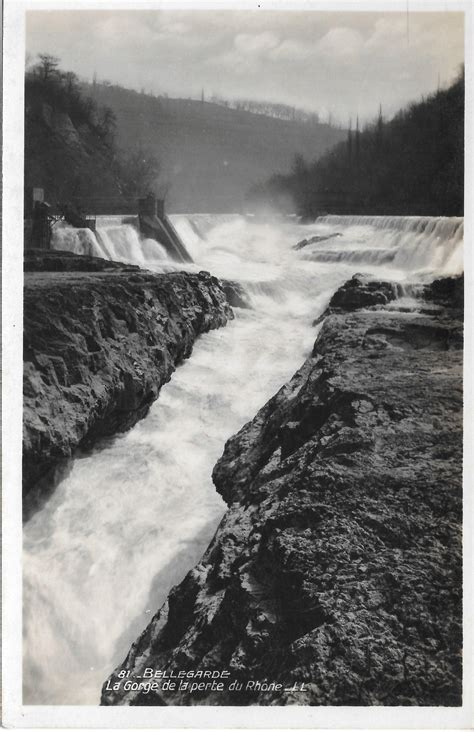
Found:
[252,70,465,218]
[84,82,346,213]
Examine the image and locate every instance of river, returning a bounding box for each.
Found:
[23,213,463,704]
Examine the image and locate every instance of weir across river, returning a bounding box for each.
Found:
[24,190,193,263]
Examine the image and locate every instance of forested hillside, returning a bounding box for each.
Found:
[84,81,346,212]
[25,56,125,209]
[251,69,464,218]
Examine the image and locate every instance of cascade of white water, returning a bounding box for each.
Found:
[308,215,464,276]
[51,214,463,279]
[95,224,169,265]
[51,219,177,266]
[317,214,463,237]
[23,213,464,705]
[51,223,107,259]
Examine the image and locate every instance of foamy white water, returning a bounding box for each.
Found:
[52,219,169,266]
[304,215,464,276]
[25,213,463,704]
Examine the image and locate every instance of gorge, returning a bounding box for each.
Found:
[22,214,463,706]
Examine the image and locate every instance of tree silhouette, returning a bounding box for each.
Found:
[37,53,60,82]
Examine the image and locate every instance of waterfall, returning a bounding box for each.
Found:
[308,215,464,275]
[23,213,464,704]
[95,224,169,265]
[51,219,178,267]
[50,223,106,259]
[51,214,463,280]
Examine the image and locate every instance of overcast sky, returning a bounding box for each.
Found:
[26,8,464,123]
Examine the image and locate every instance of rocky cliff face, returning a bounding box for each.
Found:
[102,274,463,707]
[25,85,124,206]
[23,251,233,514]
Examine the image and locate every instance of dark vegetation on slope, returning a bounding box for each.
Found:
[81,81,346,213]
[252,69,464,218]
[25,54,345,214]
[102,274,463,707]
[23,250,233,517]
[25,55,164,210]
[25,56,122,206]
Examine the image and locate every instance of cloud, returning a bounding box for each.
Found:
[270,26,364,64]
[364,15,445,58]
[316,27,364,59]
[95,14,149,44]
[234,31,280,55]
[269,39,314,61]
[207,31,280,74]
[26,9,465,123]
[156,15,190,35]
[364,16,407,51]
[94,12,202,52]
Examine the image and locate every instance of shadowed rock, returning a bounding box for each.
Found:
[313,274,402,325]
[423,275,464,309]
[221,279,252,309]
[24,249,141,273]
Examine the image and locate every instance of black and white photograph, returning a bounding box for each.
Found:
[2,0,472,727]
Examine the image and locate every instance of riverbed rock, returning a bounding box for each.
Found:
[102,273,462,707]
[293,232,341,250]
[24,248,142,273]
[328,272,402,309]
[312,273,402,325]
[423,274,464,309]
[220,279,252,309]
[23,250,233,514]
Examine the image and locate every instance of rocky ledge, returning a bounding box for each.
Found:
[23,250,233,514]
[102,273,463,707]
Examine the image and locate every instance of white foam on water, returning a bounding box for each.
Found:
[51,222,107,259]
[24,213,463,704]
[51,219,172,267]
[308,215,464,277]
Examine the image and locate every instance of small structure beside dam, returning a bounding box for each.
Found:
[24,188,193,264]
[137,195,192,263]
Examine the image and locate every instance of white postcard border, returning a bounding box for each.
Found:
[2,0,473,728]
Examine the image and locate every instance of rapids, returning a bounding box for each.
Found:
[24,213,463,704]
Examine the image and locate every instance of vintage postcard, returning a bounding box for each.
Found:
[2,0,473,728]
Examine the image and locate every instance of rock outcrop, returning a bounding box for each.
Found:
[102,274,463,707]
[293,233,341,250]
[220,279,252,309]
[23,250,233,513]
[312,273,403,325]
[24,249,141,273]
